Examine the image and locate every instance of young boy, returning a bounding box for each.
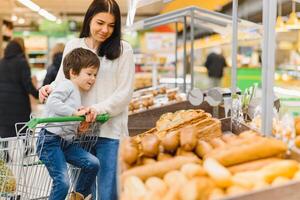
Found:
[36,48,100,200]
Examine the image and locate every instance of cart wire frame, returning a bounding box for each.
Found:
[0,114,109,200]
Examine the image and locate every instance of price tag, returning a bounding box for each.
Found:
[206,88,222,107]
[188,88,204,106]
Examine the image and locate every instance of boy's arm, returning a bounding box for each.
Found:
[46,81,77,116]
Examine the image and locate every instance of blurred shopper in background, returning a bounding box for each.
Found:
[0,38,39,161]
[39,0,135,199]
[0,38,38,138]
[204,49,227,88]
[43,43,65,86]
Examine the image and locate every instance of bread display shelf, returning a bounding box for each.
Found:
[120,115,300,200]
[218,119,300,200]
[224,149,300,200]
[128,101,225,136]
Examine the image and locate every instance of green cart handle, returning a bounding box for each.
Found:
[26,113,110,129]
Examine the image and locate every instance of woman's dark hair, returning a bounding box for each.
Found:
[63,48,100,79]
[80,0,121,60]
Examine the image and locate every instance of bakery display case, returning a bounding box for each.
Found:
[120,109,300,200]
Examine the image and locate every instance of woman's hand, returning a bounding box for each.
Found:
[85,107,98,123]
[73,107,90,116]
[39,85,52,103]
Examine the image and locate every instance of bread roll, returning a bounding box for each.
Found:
[162,131,179,153]
[180,163,206,179]
[203,158,232,188]
[145,177,168,197]
[179,177,215,200]
[180,126,197,151]
[164,170,187,187]
[121,156,200,182]
[141,134,160,158]
[121,138,139,165]
[195,140,213,158]
[123,176,147,200]
[157,153,173,161]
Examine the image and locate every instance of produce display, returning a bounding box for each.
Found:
[134,73,153,90]
[129,87,184,113]
[0,160,16,193]
[119,109,300,200]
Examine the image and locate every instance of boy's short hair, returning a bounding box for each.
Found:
[63,48,100,79]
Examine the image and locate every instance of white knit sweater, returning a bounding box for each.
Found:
[53,38,135,139]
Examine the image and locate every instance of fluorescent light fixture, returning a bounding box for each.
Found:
[11,15,18,22]
[17,0,40,12]
[17,0,57,22]
[38,9,57,21]
[18,18,25,24]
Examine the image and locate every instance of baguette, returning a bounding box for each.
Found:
[260,160,299,183]
[228,157,283,174]
[221,133,237,143]
[210,138,226,148]
[205,137,287,166]
[121,156,200,182]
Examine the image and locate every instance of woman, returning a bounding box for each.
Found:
[39,0,135,199]
[42,43,65,86]
[0,39,39,162]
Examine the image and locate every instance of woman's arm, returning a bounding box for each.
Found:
[91,46,135,117]
[20,59,39,98]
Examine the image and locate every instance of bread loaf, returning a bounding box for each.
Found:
[121,156,200,182]
[228,157,283,174]
[205,137,287,166]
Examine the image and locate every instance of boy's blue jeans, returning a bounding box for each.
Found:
[91,137,119,200]
[37,129,100,200]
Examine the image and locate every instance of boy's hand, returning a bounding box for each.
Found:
[78,121,91,134]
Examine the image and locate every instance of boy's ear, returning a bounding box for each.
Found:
[69,69,77,78]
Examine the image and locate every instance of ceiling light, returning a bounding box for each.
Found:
[17,0,57,22]
[38,9,57,21]
[17,0,40,12]
[18,18,25,25]
[11,15,18,22]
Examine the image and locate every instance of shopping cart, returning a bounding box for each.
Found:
[0,114,109,200]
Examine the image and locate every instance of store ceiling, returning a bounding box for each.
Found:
[0,0,234,28]
[0,0,164,26]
